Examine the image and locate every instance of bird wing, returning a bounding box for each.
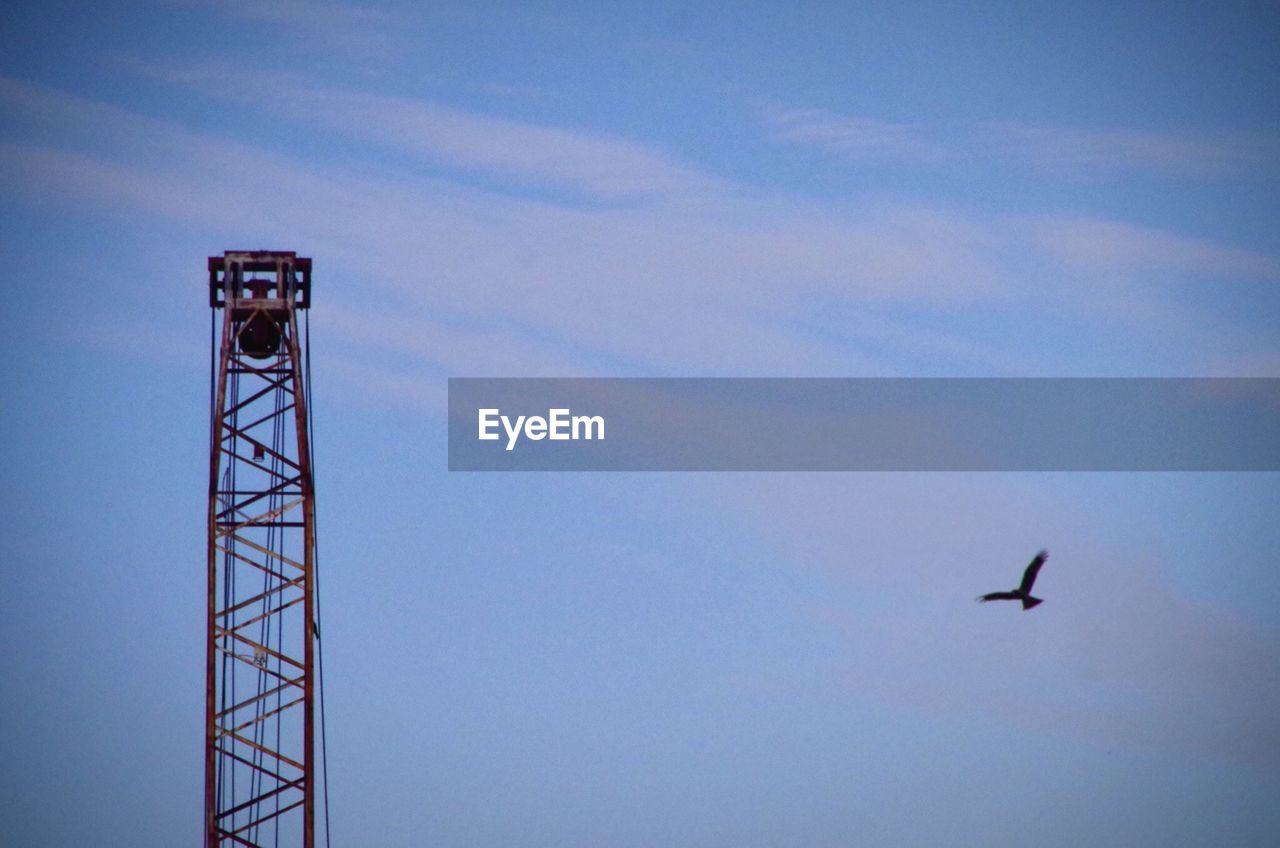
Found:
[978,591,1019,602]
[1018,550,1048,594]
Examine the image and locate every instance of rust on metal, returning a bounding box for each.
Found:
[206,250,316,847]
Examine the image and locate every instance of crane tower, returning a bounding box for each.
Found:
[206,251,318,847]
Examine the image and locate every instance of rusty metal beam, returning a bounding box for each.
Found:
[218,677,307,722]
[215,476,305,521]
[215,534,306,573]
[229,798,307,837]
[214,744,292,787]
[228,596,308,637]
[228,695,307,735]
[218,778,306,821]
[213,646,305,688]
[213,628,308,672]
[220,729,306,773]
[212,827,262,848]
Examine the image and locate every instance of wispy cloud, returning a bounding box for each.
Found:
[764,104,1280,179]
[129,61,724,204]
[0,77,985,382]
[470,80,558,101]
[171,0,399,57]
[3,75,1278,385]
[1032,217,1280,279]
[762,106,949,161]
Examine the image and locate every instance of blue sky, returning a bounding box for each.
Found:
[1,1,1279,845]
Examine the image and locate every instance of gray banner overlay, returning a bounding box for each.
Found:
[448,378,1280,471]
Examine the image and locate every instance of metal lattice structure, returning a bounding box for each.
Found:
[206,251,316,847]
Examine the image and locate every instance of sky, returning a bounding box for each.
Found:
[1,1,1279,845]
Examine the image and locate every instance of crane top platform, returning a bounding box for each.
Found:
[208,250,311,313]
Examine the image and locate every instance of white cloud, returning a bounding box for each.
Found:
[3,76,1278,385]
[1032,217,1280,279]
[762,106,949,161]
[762,103,1280,179]
[126,61,725,203]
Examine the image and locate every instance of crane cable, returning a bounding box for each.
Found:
[304,308,333,848]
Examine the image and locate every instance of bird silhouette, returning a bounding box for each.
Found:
[978,550,1048,610]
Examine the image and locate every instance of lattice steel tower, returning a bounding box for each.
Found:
[206,251,318,847]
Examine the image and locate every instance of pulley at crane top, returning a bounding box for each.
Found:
[235,278,283,358]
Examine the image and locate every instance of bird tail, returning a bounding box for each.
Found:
[1021,596,1043,610]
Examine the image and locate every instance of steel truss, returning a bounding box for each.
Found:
[207,252,316,847]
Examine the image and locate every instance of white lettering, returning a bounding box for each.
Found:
[478,407,606,450]
[478,408,500,441]
[549,408,570,440]
[572,414,604,441]
[501,414,526,451]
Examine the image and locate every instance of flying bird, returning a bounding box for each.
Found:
[978,550,1048,610]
